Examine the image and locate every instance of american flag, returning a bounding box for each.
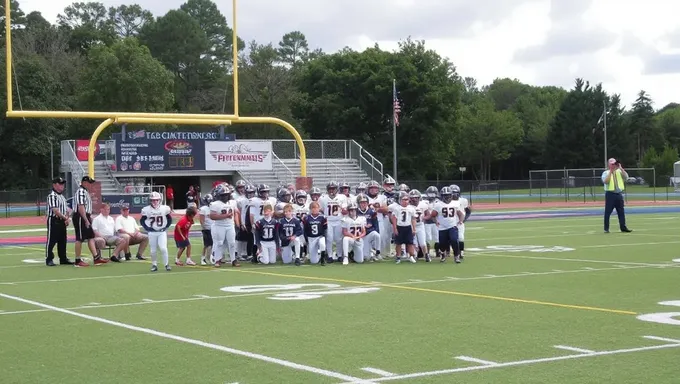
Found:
[393,81,401,126]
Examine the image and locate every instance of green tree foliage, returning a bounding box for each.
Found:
[79,37,174,112]
[57,2,117,53]
[641,145,678,184]
[108,4,153,38]
[629,90,664,162]
[278,31,310,69]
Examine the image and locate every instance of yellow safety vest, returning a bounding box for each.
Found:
[605,169,625,192]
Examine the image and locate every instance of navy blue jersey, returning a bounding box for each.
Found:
[278,217,303,246]
[303,214,327,238]
[255,217,278,244]
[383,191,397,206]
[357,208,379,233]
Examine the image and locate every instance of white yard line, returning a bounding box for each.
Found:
[0,264,665,316]
[476,251,675,267]
[0,293,375,384]
[360,368,396,377]
[553,345,595,354]
[643,336,680,344]
[354,337,680,383]
[455,356,498,366]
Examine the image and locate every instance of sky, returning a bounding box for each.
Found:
[17,0,680,109]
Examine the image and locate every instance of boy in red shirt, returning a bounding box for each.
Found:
[174,207,197,266]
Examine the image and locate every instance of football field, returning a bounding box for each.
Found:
[1,213,679,383]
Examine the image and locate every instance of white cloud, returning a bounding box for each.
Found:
[14,0,680,109]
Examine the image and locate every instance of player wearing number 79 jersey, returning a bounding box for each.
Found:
[140,192,173,272]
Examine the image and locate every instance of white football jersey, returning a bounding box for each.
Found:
[250,196,277,223]
[210,200,238,227]
[459,197,469,211]
[320,194,348,223]
[369,194,387,220]
[199,205,213,230]
[141,205,172,232]
[344,194,356,205]
[237,196,250,226]
[434,200,461,229]
[391,204,417,227]
[294,202,310,220]
[342,215,366,236]
[413,200,430,228]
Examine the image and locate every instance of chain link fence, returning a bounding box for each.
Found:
[0,189,49,218]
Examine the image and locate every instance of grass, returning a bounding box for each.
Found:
[1,213,679,383]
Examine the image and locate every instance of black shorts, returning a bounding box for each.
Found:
[395,226,413,245]
[73,213,95,242]
[202,229,213,247]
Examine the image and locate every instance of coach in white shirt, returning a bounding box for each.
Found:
[92,203,128,262]
[115,204,148,260]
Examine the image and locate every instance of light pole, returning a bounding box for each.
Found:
[459,166,466,181]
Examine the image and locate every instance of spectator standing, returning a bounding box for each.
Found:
[186,185,198,209]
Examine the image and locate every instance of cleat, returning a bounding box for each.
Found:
[165,265,171,271]
[150,265,158,272]
[454,256,461,264]
[294,258,301,266]
[200,258,208,266]
[408,256,417,263]
[320,257,326,266]
[395,257,401,265]
[425,254,431,263]
[231,260,240,267]
[440,255,446,263]
[186,259,196,266]
[46,260,56,266]
[342,257,349,265]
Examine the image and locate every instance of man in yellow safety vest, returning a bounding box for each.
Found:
[601,158,632,233]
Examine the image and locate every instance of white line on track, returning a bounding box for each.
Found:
[553,345,595,354]
[455,356,498,366]
[0,293,375,384]
[0,264,668,316]
[361,368,396,377]
[349,337,680,383]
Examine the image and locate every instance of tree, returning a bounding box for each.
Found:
[107,4,153,38]
[655,106,680,149]
[641,145,678,185]
[278,31,309,69]
[79,37,174,112]
[57,1,116,53]
[629,90,664,163]
[456,95,523,180]
[485,78,530,111]
[180,0,244,69]
[0,0,26,38]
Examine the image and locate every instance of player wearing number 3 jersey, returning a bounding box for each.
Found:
[320,181,348,263]
[140,192,173,272]
[390,191,417,264]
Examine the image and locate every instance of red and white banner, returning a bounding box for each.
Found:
[205,141,272,171]
[75,140,106,161]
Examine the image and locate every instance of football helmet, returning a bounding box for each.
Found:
[425,186,439,201]
[150,191,162,208]
[398,191,410,206]
[347,203,358,218]
[450,184,461,200]
[278,188,292,203]
[367,180,380,198]
[327,181,338,198]
[310,187,322,201]
[383,176,396,191]
[355,182,367,195]
[257,184,270,199]
[398,183,410,192]
[245,184,256,198]
[409,189,421,205]
[440,186,453,203]
[295,190,308,205]
[201,193,214,206]
[339,181,351,196]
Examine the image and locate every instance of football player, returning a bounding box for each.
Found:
[235,183,252,261]
[303,201,327,265]
[241,184,257,263]
[451,184,470,258]
[275,188,292,218]
[309,187,322,203]
[355,182,367,197]
[390,191,417,264]
[319,181,348,262]
[293,190,310,259]
[140,191,173,272]
[209,184,240,267]
[380,176,397,257]
[249,184,276,228]
[255,204,278,264]
[431,186,465,263]
[424,186,439,257]
[339,181,353,202]
[198,193,214,265]
[356,194,381,261]
[234,179,247,199]
[410,189,431,262]
[278,204,303,265]
[341,203,366,264]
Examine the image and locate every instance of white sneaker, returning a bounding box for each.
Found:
[342,257,349,265]
[201,258,208,266]
[409,256,417,263]
[186,259,196,266]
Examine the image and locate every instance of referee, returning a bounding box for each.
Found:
[73,176,108,266]
[46,177,73,266]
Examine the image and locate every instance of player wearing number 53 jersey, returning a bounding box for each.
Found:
[140,192,173,272]
[431,186,465,263]
[303,201,327,265]
[320,181,348,263]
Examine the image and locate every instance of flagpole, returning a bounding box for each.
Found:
[392,79,398,181]
[603,100,608,168]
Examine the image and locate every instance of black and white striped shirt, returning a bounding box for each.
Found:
[47,189,68,219]
[75,186,92,215]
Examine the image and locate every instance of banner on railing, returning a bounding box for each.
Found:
[204,141,272,171]
[102,194,150,214]
[75,140,111,161]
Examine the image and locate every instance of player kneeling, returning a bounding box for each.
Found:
[255,204,278,264]
[303,201,327,265]
[278,204,303,266]
[341,203,366,265]
[390,191,417,264]
[356,194,381,261]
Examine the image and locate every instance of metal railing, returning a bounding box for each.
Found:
[326,159,347,181]
[60,140,86,192]
[349,140,384,181]
[272,152,294,184]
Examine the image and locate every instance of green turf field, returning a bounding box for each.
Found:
[1,214,679,383]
